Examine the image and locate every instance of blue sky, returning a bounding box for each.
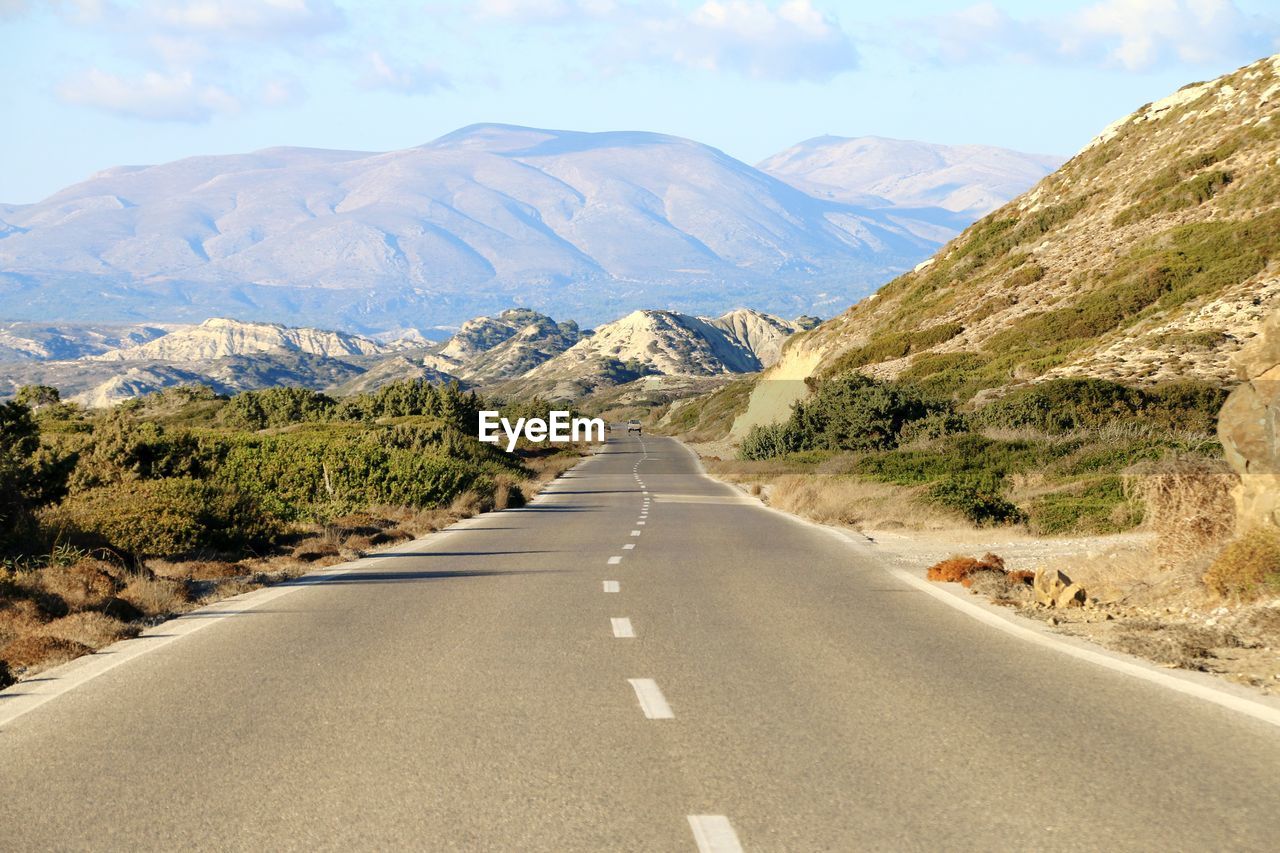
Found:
[1,0,1278,203]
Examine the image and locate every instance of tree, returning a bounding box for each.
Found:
[0,401,73,552]
[14,385,60,410]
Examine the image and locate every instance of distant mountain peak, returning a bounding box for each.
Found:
[758,135,1064,215]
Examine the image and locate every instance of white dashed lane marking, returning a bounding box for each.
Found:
[631,530,641,536]
[603,581,620,593]
[608,556,622,565]
[611,618,635,638]
[623,544,635,550]
[627,678,674,719]
[688,816,743,853]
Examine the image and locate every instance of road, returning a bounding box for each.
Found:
[3,432,1280,851]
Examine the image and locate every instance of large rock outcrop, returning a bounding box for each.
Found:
[1218,310,1280,531]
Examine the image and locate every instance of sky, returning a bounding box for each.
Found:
[1,0,1278,204]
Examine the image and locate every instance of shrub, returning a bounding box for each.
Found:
[927,552,1006,584]
[926,474,1025,526]
[788,375,951,454]
[219,387,335,430]
[1124,458,1235,564]
[739,422,797,461]
[47,478,279,558]
[1203,527,1280,599]
[974,378,1226,435]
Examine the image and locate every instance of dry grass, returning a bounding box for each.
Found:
[1203,527,1280,599]
[1123,457,1236,566]
[36,611,137,650]
[121,576,191,617]
[0,635,93,670]
[34,560,121,609]
[764,474,968,531]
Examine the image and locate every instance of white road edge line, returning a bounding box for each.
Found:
[608,556,622,565]
[611,618,635,638]
[603,580,620,593]
[627,678,674,719]
[688,815,743,853]
[672,435,1280,730]
[887,566,1280,729]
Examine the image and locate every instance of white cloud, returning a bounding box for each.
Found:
[600,0,856,81]
[56,68,241,121]
[359,51,452,95]
[910,0,1280,72]
[261,75,304,107]
[471,0,615,23]
[148,0,346,40]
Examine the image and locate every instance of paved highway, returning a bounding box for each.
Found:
[3,433,1280,851]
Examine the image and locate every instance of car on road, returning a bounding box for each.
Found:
[627,419,642,434]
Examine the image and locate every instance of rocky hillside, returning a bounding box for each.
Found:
[735,54,1280,436]
[91,317,388,362]
[507,308,801,400]
[422,308,582,383]
[759,136,1063,215]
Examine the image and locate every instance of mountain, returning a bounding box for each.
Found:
[507,307,800,400]
[423,308,582,382]
[90,317,388,362]
[734,53,1280,436]
[0,318,390,405]
[758,136,1064,215]
[0,321,170,362]
[0,124,1047,331]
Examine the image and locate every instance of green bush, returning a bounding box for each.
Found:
[824,323,963,375]
[740,422,797,461]
[926,474,1025,526]
[974,378,1226,434]
[220,387,334,430]
[48,478,279,558]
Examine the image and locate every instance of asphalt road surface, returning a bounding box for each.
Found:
[3,433,1280,851]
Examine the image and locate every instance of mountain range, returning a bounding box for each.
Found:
[0,306,805,407]
[0,126,1058,332]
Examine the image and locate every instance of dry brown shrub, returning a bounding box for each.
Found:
[292,539,340,562]
[151,560,244,580]
[0,635,93,670]
[1124,458,1236,565]
[449,490,486,517]
[927,553,1006,585]
[121,576,191,617]
[1007,570,1036,584]
[493,477,527,510]
[37,612,137,650]
[368,528,413,547]
[1203,527,1280,599]
[0,598,51,646]
[37,560,122,609]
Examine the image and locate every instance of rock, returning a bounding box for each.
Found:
[1034,567,1070,606]
[1218,309,1280,531]
[1056,582,1086,608]
[1033,567,1087,608]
